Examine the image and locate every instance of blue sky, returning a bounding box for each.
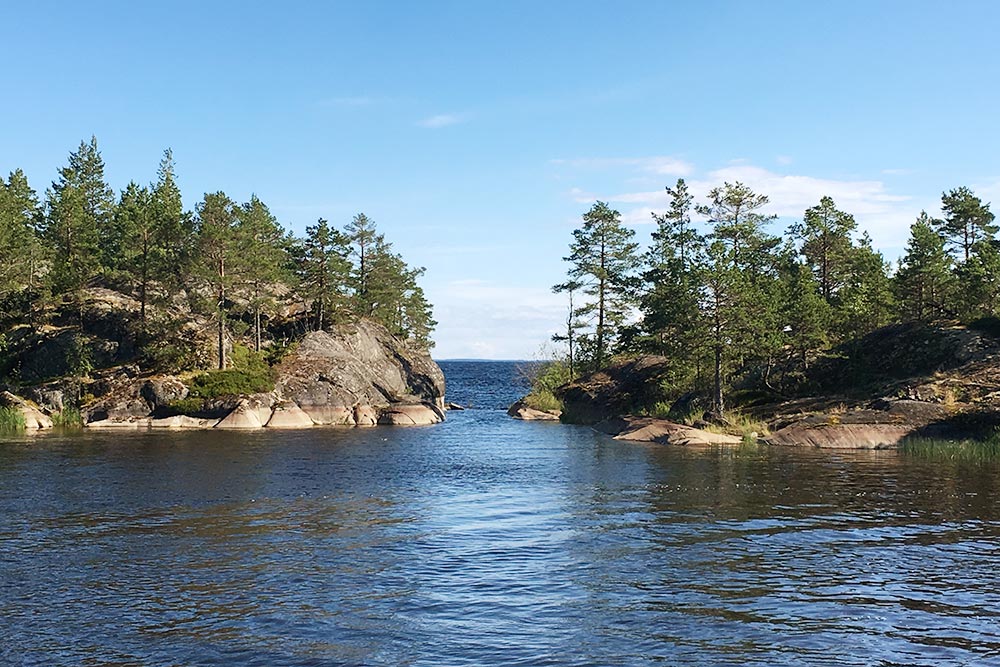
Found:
[3,1,1000,358]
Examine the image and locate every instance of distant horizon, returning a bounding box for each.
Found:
[4,2,999,359]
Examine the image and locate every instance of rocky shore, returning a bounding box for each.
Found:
[2,307,446,432]
[510,322,1000,450]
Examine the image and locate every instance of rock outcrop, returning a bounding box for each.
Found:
[0,392,53,430]
[555,356,672,425]
[73,319,445,430]
[594,416,743,446]
[507,399,561,421]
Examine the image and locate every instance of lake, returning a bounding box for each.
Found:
[1,360,999,666]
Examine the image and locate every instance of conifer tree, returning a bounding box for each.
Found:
[790,196,857,303]
[779,256,830,370]
[345,212,381,315]
[151,149,191,288]
[696,183,779,415]
[115,181,155,322]
[838,233,894,336]
[194,192,240,369]
[299,218,351,330]
[936,187,997,262]
[554,201,639,370]
[956,239,1000,319]
[0,170,44,320]
[639,179,705,381]
[895,212,955,322]
[43,137,115,295]
[237,195,287,351]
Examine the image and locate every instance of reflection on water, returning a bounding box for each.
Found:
[2,374,1000,665]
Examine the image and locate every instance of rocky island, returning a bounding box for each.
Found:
[0,140,443,433]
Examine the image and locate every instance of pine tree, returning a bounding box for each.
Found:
[779,256,830,371]
[790,196,857,303]
[956,239,1000,319]
[895,212,955,322]
[838,233,894,336]
[639,179,705,384]
[696,183,780,415]
[937,187,997,262]
[194,192,240,369]
[0,170,44,320]
[43,137,115,295]
[237,195,288,351]
[299,218,351,330]
[151,149,191,288]
[345,212,381,315]
[115,181,156,322]
[551,280,586,380]
[554,201,639,370]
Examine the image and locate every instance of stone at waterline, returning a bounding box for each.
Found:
[266,403,314,429]
[507,399,561,421]
[215,400,265,429]
[377,403,444,426]
[0,392,53,430]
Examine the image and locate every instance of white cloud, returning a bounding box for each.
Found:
[417,113,467,128]
[776,155,794,166]
[881,168,913,176]
[427,280,568,359]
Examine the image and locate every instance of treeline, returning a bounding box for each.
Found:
[0,137,435,371]
[553,179,998,415]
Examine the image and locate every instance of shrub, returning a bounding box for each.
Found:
[524,389,563,413]
[187,345,275,399]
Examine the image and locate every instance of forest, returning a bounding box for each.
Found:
[549,179,999,416]
[0,137,436,381]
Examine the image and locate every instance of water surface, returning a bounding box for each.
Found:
[1,361,999,666]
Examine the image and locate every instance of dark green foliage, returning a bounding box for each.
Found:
[969,316,1000,339]
[42,136,115,294]
[936,186,997,262]
[789,196,857,303]
[297,218,351,330]
[188,346,274,398]
[894,212,956,322]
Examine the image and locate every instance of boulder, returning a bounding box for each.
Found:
[446,402,466,411]
[377,403,444,426]
[595,416,742,446]
[215,400,264,429]
[266,403,314,429]
[0,392,53,430]
[150,415,216,429]
[767,424,915,449]
[140,376,189,409]
[507,399,561,421]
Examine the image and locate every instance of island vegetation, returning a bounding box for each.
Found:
[527,178,1000,450]
[0,137,437,429]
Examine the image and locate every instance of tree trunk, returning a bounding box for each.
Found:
[218,254,226,370]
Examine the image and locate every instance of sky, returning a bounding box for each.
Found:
[3,1,1000,359]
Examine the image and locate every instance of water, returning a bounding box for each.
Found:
[1,361,999,666]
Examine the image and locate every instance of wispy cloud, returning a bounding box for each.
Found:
[551,156,693,177]
[881,168,913,176]
[776,155,794,166]
[417,113,467,129]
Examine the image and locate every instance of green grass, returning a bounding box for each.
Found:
[900,431,1000,462]
[523,389,563,414]
[0,406,26,432]
[52,407,83,429]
